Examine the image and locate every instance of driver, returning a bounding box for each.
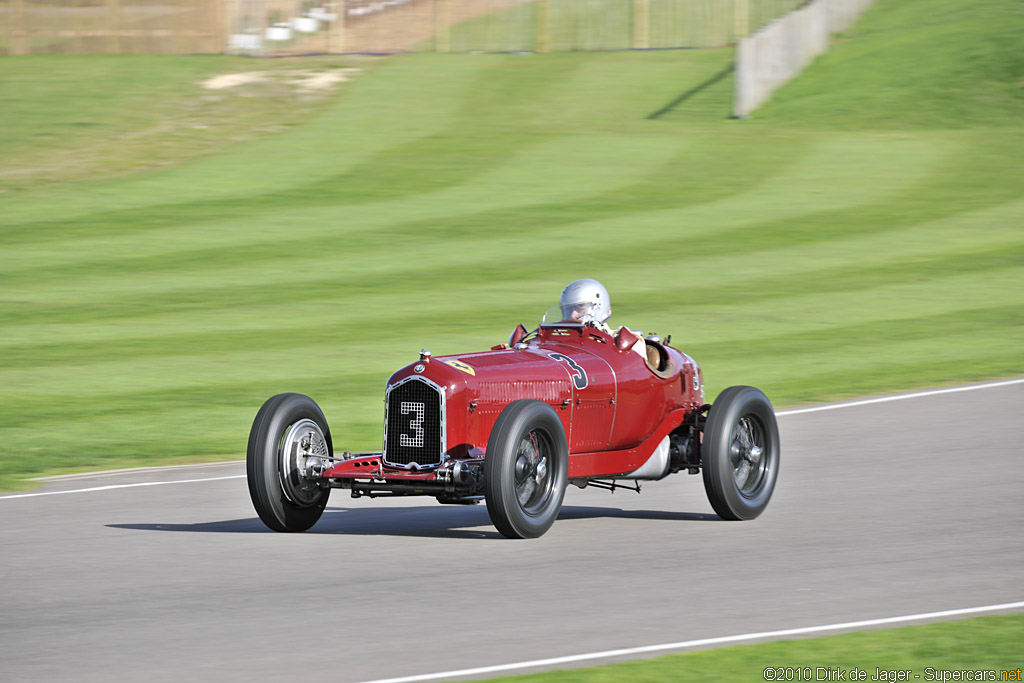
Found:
[559,279,646,359]
[559,278,613,333]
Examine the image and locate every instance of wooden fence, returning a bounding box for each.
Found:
[1,1,226,55]
[1,0,805,56]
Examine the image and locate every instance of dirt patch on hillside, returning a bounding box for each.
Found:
[200,68,360,92]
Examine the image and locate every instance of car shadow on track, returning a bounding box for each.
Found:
[109,506,498,539]
[107,504,719,538]
[559,506,720,523]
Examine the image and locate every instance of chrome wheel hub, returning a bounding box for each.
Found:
[279,419,328,506]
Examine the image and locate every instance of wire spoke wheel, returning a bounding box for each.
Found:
[729,416,767,496]
[485,400,568,539]
[514,430,553,511]
[702,386,780,520]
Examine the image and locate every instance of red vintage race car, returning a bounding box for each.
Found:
[246,317,780,538]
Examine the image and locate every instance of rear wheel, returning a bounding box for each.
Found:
[484,400,568,539]
[702,386,780,520]
[247,393,332,532]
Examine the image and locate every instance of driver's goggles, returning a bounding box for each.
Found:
[562,303,593,318]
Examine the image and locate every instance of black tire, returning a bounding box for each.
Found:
[247,393,332,532]
[702,386,780,520]
[484,400,569,539]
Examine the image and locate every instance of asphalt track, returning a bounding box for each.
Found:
[1,380,1022,682]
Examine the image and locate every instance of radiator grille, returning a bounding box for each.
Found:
[384,377,444,467]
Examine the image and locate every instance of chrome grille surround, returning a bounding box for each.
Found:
[383,375,446,468]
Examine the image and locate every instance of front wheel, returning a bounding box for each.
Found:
[702,386,780,520]
[247,393,332,532]
[484,400,568,539]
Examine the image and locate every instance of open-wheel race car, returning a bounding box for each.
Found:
[247,305,780,539]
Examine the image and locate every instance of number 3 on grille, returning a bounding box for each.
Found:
[400,401,425,447]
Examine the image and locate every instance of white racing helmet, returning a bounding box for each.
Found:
[559,279,611,326]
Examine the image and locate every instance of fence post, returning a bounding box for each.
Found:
[105,0,121,54]
[633,0,649,49]
[435,0,450,52]
[536,0,550,52]
[733,0,749,41]
[327,0,346,53]
[221,0,230,53]
[209,0,226,53]
[10,0,27,55]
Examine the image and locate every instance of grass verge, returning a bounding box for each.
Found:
[0,0,1022,489]
[482,613,1024,682]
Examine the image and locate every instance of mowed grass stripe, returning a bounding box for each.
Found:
[0,133,947,301]
[0,372,384,423]
[0,133,687,283]
[0,133,725,278]
[752,346,1024,406]
[4,311,1020,477]
[690,304,1024,366]
[0,51,714,241]
[1,45,957,260]
[4,338,1021,477]
[4,181,1020,351]
[0,376,394,463]
[5,225,1020,353]
[679,266,1024,338]
[0,55,496,234]
[0,407,382,475]
[0,116,802,270]
[2,207,1021,366]
[275,129,1019,262]
[4,264,1021,403]
[4,230,1023,369]
[9,120,1002,289]
[4,303,1020,424]
[700,319,1024,400]
[4,167,1019,323]
[0,406,283,474]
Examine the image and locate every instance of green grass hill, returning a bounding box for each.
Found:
[0,0,1021,488]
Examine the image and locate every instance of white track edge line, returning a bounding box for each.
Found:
[0,475,246,499]
[27,460,244,481]
[776,378,1024,416]
[358,601,1024,683]
[3,377,1020,500]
